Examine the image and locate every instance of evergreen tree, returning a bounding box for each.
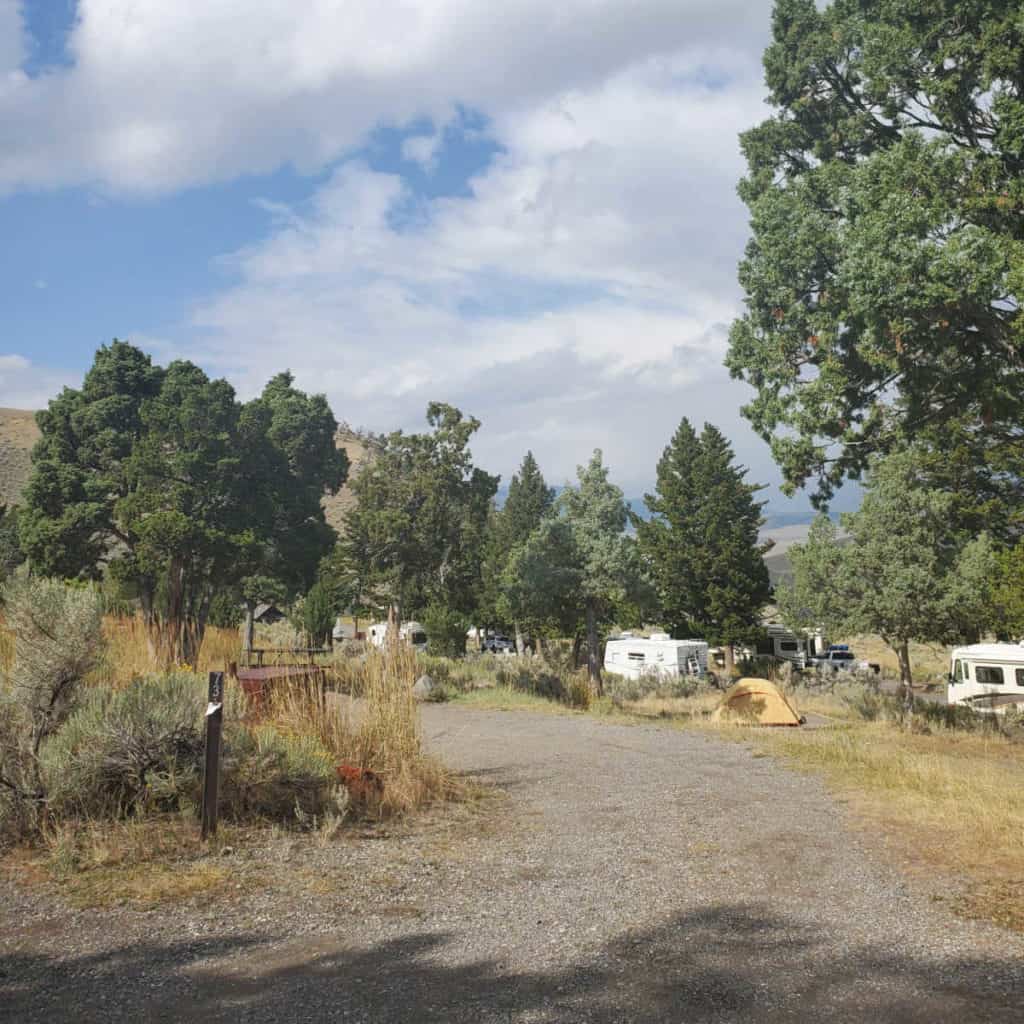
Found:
[337,403,498,627]
[494,451,555,650]
[780,449,999,719]
[559,451,642,692]
[727,0,1024,514]
[501,452,555,549]
[20,341,345,666]
[638,419,771,666]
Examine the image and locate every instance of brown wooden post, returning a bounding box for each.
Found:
[201,671,224,841]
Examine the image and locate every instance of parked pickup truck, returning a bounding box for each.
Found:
[808,646,858,673]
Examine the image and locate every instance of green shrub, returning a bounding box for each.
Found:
[219,724,337,822]
[422,603,469,658]
[40,671,338,826]
[602,672,707,703]
[0,576,104,840]
[40,673,208,818]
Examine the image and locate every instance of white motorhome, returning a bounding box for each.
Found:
[368,620,429,652]
[604,633,709,681]
[948,643,1024,713]
[757,624,827,667]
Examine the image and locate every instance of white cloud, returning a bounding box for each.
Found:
[0,354,73,409]
[0,0,771,194]
[4,1,816,509]
[177,57,775,493]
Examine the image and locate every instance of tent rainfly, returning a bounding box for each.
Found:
[711,678,804,727]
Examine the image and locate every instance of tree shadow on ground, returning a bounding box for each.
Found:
[2,901,1020,1023]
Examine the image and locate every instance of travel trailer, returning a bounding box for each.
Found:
[368,620,429,652]
[604,634,709,681]
[948,643,1024,713]
[756,624,827,667]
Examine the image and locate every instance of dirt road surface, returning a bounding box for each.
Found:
[2,705,1022,1022]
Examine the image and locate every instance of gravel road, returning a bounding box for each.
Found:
[2,705,1022,1023]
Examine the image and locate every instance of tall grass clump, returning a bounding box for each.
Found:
[90,615,241,688]
[269,646,456,816]
[0,576,104,841]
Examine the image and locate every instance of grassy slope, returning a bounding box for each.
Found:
[0,409,39,510]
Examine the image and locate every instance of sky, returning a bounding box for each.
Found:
[0,0,855,522]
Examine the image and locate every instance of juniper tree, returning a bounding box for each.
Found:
[780,449,998,719]
[728,0,1024,519]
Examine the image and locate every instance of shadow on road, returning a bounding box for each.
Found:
[3,902,1020,1023]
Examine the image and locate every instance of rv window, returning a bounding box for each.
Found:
[1016,669,1024,688]
[953,660,964,682]
[411,632,427,646]
[779,641,799,652]
[976,666,1004,686]
[628,652,645,662]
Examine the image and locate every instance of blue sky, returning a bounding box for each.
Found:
[0,1,857,523]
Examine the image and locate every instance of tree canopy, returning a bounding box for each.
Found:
[727,0,1024,513]
[638,419,771,653]
[503,451,641,690]
[779,449,997,710]
[21,341,345,665]
[336,403,498,623]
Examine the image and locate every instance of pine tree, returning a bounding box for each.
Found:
[638,419,771,667]
[495,452,555,651]
[502,452,555,549]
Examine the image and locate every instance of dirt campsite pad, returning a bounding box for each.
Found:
[2,705,1022,1022]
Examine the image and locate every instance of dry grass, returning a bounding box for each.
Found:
[37,817,234,909]
[840,634,951,682]
[265,646,459,818]
[87,615,241,687]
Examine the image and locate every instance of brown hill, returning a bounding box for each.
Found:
[0,409,40,510]
[0,409,373,530]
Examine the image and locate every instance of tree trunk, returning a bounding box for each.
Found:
[571,634,583,670]
[723,643,735,676]
[515,621,525,656]
[897,639,914,727]
[585,599,603,696]
[387,602,400,650]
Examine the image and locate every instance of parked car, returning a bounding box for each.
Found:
[485,634,514,654]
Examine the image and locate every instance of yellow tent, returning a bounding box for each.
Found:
[711,678,804,727]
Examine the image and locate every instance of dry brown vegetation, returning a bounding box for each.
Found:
[0,408,39,509]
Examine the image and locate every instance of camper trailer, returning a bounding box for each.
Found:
[368,621,429,652]
[948,643,1024,713]
[757,624,827,667]
[604,634,709,681]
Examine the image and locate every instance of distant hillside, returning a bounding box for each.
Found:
[0,409,40,510]
[760,521,849,587]
[0,409,374,530]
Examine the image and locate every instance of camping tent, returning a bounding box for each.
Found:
[711,678,803,727]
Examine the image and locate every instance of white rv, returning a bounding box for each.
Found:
[368,621,429,652]
[948,643,1024,713]
[757,624,827,667]
[604,634,709,681]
